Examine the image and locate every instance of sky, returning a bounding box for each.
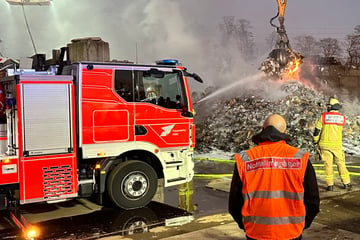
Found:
[0,0,359,89]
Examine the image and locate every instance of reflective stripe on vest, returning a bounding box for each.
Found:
[243,190,304,201]
[243,215,305,225]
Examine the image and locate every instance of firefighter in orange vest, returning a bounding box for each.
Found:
[229,114,319,240]
[313,97,351,191]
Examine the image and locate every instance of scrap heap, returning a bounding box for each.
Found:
[194,80,360,158]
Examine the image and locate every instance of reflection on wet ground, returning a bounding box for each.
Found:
[0,201,192,239]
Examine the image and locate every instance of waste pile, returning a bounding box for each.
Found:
[194,80,360,158]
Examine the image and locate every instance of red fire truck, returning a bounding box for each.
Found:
[0,58,202,218]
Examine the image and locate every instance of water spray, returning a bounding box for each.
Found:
[196,72,264,104]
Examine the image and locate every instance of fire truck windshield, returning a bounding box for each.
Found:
[114,70,187,110]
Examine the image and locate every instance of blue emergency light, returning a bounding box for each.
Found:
[155,59,181,66]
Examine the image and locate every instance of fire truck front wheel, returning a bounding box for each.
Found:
[107,160,158,210]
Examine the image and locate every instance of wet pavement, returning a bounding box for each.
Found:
[159,222,360,240]
[0,201,192,239]
[96,213,360,240]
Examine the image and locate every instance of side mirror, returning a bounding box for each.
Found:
[191,73,203,83]
[181,111,193,118]
[183,71,203,83]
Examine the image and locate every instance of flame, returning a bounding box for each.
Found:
[282,57,302,80]
[288,58,301,75]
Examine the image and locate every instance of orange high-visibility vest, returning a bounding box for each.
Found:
[235,140,309,240]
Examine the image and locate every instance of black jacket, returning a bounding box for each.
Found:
[228,126,320,230]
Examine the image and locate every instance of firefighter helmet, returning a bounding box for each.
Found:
[328,97,342,110]
[329,97,339,105]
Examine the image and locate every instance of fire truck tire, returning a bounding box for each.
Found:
[107,160,158,210]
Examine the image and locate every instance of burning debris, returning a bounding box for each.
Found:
[194,80,360,158]
[260,52,303,79]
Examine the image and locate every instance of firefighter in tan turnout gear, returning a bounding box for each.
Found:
[313,97,351,191]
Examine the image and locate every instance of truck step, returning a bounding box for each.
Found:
[167,177,186,183]
[165,161,183,165]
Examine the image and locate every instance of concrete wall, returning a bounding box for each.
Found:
[338,69,360,98]
[318,66,360,98]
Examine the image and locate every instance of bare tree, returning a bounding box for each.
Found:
[218,16,255,59]
[293,35,319,57]
[219,16,237,46]
[344,25,360,66]
[234,19,255,59]
[318,38,341,59]
[355,25,360,34]
[265,31,277,51]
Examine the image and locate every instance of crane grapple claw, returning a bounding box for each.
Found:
[260,0,303,78]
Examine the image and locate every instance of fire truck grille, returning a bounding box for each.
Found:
[42,165,74,199]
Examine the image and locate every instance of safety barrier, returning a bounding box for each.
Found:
[194,157,360,178]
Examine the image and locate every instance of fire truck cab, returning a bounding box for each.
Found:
[0,58,202,211]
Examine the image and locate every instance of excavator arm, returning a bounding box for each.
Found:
[277,0,286,19]
[261,0,302,79]
[270,0,286,29]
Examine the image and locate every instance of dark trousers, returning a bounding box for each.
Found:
[246,235,302,240]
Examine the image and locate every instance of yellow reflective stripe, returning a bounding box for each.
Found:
[243,215,305,225]
[194,158,360,169]
[312,163,360,169]
[325,175,334,180]
[345,166,360,169]
[243,190,304,201]
[340,173,350,178]
[193,157,235,164]
[194,173,233,179]
[315,170,360,176]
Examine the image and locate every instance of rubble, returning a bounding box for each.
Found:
[194,80,360,158]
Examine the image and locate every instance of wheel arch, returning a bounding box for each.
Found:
[111,149,164,179]
[98,150,164,196]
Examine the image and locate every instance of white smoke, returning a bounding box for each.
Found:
[0,0,359,96]
[0,0,210,90]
